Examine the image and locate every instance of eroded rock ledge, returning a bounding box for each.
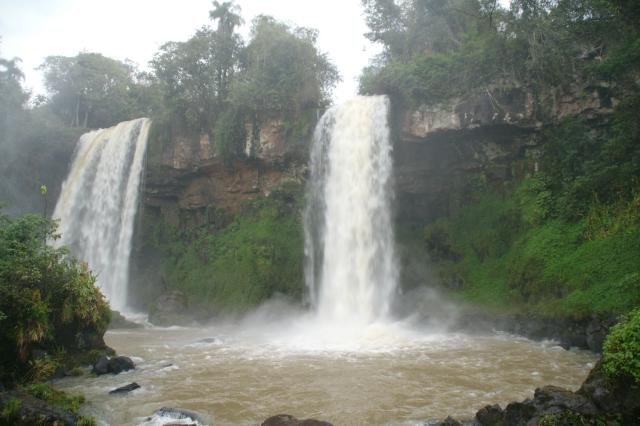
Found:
[394,82,616,223]
[430,361,640,425]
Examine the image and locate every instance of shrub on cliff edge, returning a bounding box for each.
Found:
[602,308,640,383]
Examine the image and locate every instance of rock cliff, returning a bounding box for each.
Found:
[393,82,616,223]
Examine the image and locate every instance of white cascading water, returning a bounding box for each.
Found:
[305,96,397,326]
[52,118,151,313]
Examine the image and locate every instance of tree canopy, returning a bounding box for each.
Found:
[39,53,144,129]
[360,0,640,103]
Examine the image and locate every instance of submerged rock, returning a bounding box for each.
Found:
[92,355,110,375]
[108,356,135,374]
[109,310,143,329]
[262,414,333,426]
[147,407,205,425]
[92,355,135,375]
[109,382,140,394]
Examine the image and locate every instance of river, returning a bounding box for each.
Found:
[55,317,596,425]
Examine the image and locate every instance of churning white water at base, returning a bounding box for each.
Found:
[54,324,597,425]
[305,96,397,327]
[53,118,151,312]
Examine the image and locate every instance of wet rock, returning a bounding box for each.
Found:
[92,355,110,375]
[149,407,205,425]
[453,313,620,352]
[504,401,537,425]
[585,315,617,353]
[578,361,640,420]
[475,404,504,425]
[93,355,135,375]
[109,310,143,329]
[196,337,220,344]
[148,290,192,326]
[108,356,135,374]
[109,382,140,394]
[439,416,462,426]
[497,385,598,425]
[532,385,598,415]
[261,413,333,426]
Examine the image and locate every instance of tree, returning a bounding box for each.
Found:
[0,52,28,134]
[39,53,140,128]
[231,15,339,115]
[209,1,244,100]
[0,212,110,384]
[151,1,243,132]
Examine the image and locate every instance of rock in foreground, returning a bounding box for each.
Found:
[432,361,640,425]
[145,407,205,425]
[92,355,135,375]
[109,382,140,394]
[262,413,333,426]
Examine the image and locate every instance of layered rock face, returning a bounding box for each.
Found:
[393,83,615,223]
[129,119,306,310]
[143,119,306,231]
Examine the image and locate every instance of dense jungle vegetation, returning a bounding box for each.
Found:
[357,0,640,317]
[0,211,110,390]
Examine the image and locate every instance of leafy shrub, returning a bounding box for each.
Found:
[602,309,640,383]
[0,212,110,384]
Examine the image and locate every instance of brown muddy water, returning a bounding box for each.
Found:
[55,316,597,426]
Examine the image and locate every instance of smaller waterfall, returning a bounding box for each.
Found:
[304,96,397,326]
[53,118,151,312]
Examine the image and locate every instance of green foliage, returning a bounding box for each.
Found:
[231,16,339,115]
[424,175,640,316]
[360,0,640,104]
[149,4,338,163]
[214,106,246,162]
[0,212,110,385]
[602,308,640,383]
[151,24,242,132]
[151,186,305,313]
[0,397,21,422]
[542,104,640,219]
[39,53,149,128]
[24,383,85,414]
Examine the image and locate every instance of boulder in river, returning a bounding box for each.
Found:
[262,414,333,426]
[146,407,205,425]
[109,310,143,329]
[109,382,140,394]
[92,355,135,375]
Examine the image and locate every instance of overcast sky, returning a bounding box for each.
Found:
[1,0,510,104]
[0,0,383,103]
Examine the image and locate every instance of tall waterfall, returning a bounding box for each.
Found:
[305,96,397,325]
[53,118,151,312]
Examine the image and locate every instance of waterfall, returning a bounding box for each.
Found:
[304,96,397,325]
[52,118,151,313]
